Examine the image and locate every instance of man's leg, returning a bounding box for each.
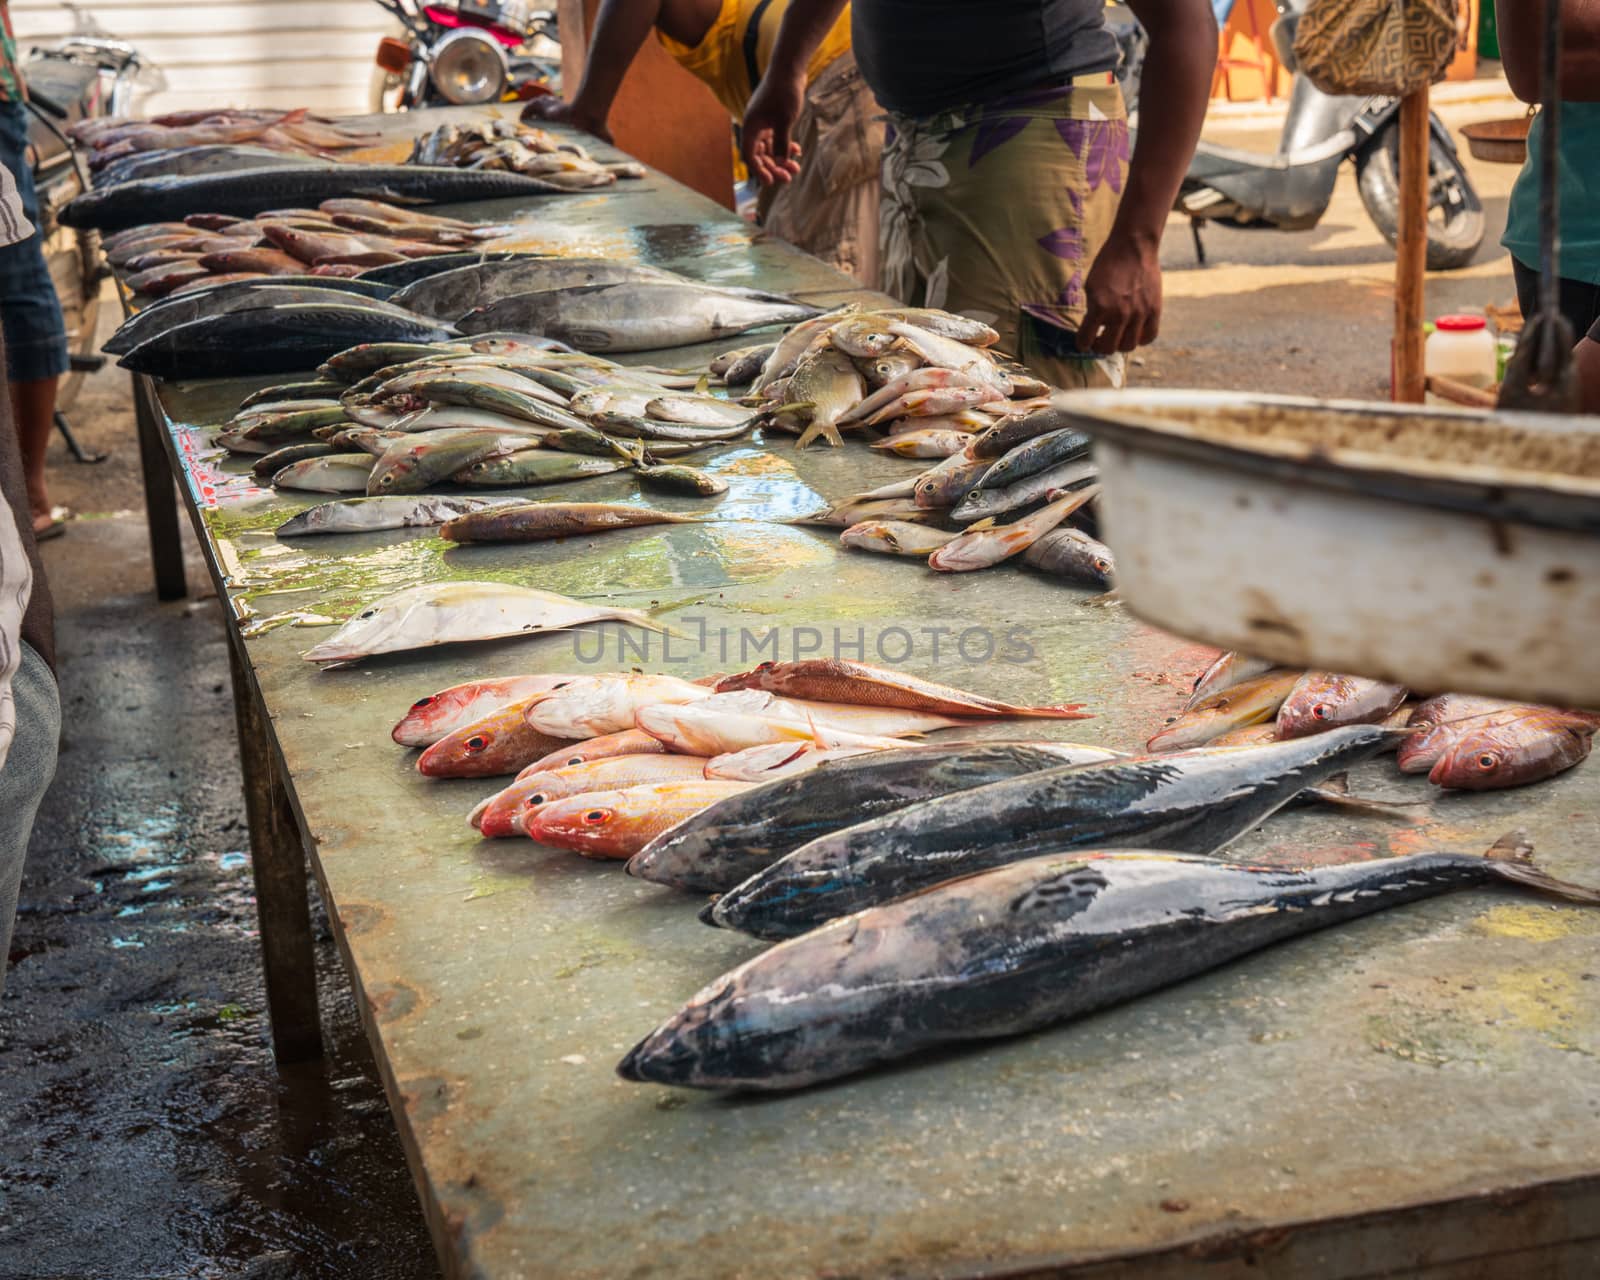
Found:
[0,642,61,996]
[9,375,58,530]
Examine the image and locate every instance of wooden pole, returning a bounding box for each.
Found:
[1393,85,1431,404]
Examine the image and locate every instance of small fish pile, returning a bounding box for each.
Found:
[409,118,646,190]
[1149,651,1600,793]
[212,333,753,502]
[101,199,514,300]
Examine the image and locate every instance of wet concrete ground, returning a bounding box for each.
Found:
[0,96,1519,1279]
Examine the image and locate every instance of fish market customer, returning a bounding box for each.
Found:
[0,162,60,997]
[0,7,71,539]
[742,0,1215,389]
[1497,0,1600,413]
[525,0,882,286]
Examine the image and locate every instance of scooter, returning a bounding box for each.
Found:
[1112,0,1484,271]
[368,0,560,111]
[22,36,149,461]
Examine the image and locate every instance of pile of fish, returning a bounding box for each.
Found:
[101,199,514,300]
[1150,653,1600,792]
[72,108,380,187]
[409,118,646,190]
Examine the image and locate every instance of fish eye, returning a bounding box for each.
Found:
[1476,752,1499,771]
[464,735,489,754]
[409,695,436,711]
[359,609,376,619]
[581,808,612,826]
[1094,558,1112,574]
[1311,703,1333,721]
[564,755,584,766]
[525,793,547,807]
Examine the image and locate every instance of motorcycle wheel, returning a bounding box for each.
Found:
[1356,123,1485,272]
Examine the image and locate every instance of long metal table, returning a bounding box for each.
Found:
[125,105,1600,1278]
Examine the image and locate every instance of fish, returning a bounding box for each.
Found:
[750,305,859,392]
[516,729,674,778]
[873,308,1000,346]
[196,247,307,275]
[1147,668,1305,752]
[1396,694,1518,772]
[644,395,752,428]
[1186,652,1281,711]
[824,314,900,358]
[238,378,351,408]
[93,144,336,184]
[780,346,868,449]
[623,834,1598,1091]
[272,454,375,493]
[393,674,579,747]
[884,322,1011,394]
[701,742,880,782]
[1021,527,1115,588]
[913,452,989,510]
[227,403,350,439]
[439,502,700,542]
[949,458,1099,524]
[104,281,402,356]
[969,402,1078,460]
[457,282,820,352]
[839,520,957,557]
[634,701,913,758]
[251,442,336,479]
[474,754,713,837]
[119,306,457,380]
[389,257,680,319]
[416,697,573,778]
[710,725,1400,940]
[1430,709,1600,791]
[591,412,748,444]
[626,741,1127,895]
[930,486,1101,572]
[714,343,777,385]
[64,165,569,233]
[525,674,714,738]
[974,428,1094,491]
[320,341,473,380]
[276,494,524,536]
[366,428,526,495]
[636,465,727,496]
[715,660,1089,720]
[302,581,663,665]
[452,451,632,487]
[863,385,1003,427]
[526,781,755,859]
[798,497,935,528]
[870,430,972,459]
[1276,673,1409,738]
[124,261,212,296]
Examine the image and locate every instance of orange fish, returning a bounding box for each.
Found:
[525,781,752,859]
[393,674,576,747]
[416,696,570,778]
[474,754,712,838]
[515,728,677,779]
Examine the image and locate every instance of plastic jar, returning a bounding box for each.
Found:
[1425,314,1498,403]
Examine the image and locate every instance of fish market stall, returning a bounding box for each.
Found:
[99,105,1600,1277]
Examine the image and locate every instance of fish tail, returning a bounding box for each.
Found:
[1011,703,1095,720]
[1484,830,1600,904]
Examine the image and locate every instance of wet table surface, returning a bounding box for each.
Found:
[140,106,1600,1278]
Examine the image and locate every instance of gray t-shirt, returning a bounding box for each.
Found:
[850,0,1120,117]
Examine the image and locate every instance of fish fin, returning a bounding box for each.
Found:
[767,401,816,416]
[964,517,997,532]
[1483,830,1600,904]
[697,899,723,927]
[694,372,711,395]
[795,420,845,450]
[1301,785,1427,820]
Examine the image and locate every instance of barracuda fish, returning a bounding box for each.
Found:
[710,725,1401,940]
[393,674,579,747]
[416,696,572,778]
[974,428,1094,491]
[527,781,756,859]
[390,257,682,319]
[624,834,1599,1091]
[516,728,673,778]
[474,754,713,837]
[457,282,821,352]
[637,465,727,496]
[272,454,375,493]
[839,520,957,557]
[1022,526,1116,588]
[452,450,632,487]
[715,661,1089,720]
[252,442,336,479]
[1276,672,1409,738]
[120,306,457,380]
[1147,668,1304,752]
[64,165,570,233]
[276,493,524,537]
[950,458,1099,524]
[930,486,1100,573]
[439,502,701,542]
[626,742,1120,894]
[302,580,664,665]
[366,428,528,495]
[871,430,973,459]
[525,673,714,738]
[1186,651,1281,710]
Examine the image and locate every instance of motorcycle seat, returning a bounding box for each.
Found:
[1190,130,1355,172]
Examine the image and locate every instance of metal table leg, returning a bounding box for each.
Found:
[228,637,325,1064]
[131,373,188,601]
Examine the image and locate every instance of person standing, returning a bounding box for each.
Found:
[0,154,59,995]
[0,3,71,538]
[525,0,883,286]
[742,0,1215,389]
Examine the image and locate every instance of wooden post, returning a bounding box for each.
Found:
[131,374,189,600]
[1393,86,1431,405]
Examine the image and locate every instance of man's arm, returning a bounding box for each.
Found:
[739,0,847,184]
[1496,0,1600,103]
[522,0,664,140]
[1079,0,1215,354]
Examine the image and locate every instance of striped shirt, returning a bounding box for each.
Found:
[0,156,34,772]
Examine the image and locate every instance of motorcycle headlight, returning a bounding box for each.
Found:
[430,29,508,105]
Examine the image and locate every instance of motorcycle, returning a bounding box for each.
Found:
[21,35,149,459]
[368,0,560,111]
[1111,0,1485,271]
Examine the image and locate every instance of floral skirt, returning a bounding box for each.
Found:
[879,76,1128,389]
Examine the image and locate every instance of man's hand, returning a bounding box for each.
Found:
[522,95,614,145]
[741,69,806,185]
[1080,231,1162,354]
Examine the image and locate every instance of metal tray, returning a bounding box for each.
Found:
[1058,389,1600,706]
